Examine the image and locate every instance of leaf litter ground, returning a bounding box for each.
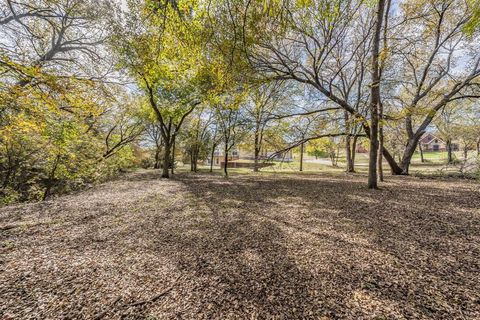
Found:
[1,170,479,319]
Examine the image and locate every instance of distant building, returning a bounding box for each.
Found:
[208,148,293,167]
[210,150,240,166]
[256,149,294,162]
[419,133,458,152]
[355,143,368,153]
[352,134,459,153]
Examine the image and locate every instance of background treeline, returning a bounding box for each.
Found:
[0,0,145,203]
[1,0,480,204]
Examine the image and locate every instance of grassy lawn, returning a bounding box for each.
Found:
[235,151,478,175]
[1,170,479,319]
[411,151,450,163]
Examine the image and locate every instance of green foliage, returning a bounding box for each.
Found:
[0,51,136,204]
[0,81,136,203]
[465,0,480,34]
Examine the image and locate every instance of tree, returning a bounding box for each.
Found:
[0,0,114,85]
[465,0,480,34]
[180,107,214,172]
[207,121,221,173]
[0,76,137,202]
[447,101,480,162]
[214,0,480,184]
[0,0,139,203]
[307,137,341,167]
[146,122,164,169]
[114,0,214,178]
[215,0,400,183]
[102,95,145,160]
[381,1,480,174]
[289,116,319,172]
[245,81,289,172]
[215,92,247,177]
[368,0,386,189]
[435,105,462,164]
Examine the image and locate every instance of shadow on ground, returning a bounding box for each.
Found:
[1,170,479,319]
[161,172,480,319]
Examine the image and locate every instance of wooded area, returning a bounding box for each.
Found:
[1,0,480,318]
[1,0,480,200]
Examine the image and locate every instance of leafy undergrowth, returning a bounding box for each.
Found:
[1,170,479,319]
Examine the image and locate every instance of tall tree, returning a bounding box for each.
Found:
[245,81,288,172]
[385,1,480,173]
[368,0,386,189]
[215,91,247,177]
[216,0,480,182]
[181,107,214,172]
[114,0,214,178]
[0,0,138,202]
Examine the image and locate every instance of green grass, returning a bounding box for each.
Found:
[178,150,478,177]
[411,151,449,163]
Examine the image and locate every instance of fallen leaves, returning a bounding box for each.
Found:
[0,170,479,319]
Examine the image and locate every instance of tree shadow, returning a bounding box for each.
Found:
[170,172,480,318]
[148,211,333,318]
[2,170,478,319]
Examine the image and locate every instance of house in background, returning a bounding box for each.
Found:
[256,149,294,162]
[210,149,240,166]
[208,148,293,167]
[355,143,368,153]
[419,133,458,152]
[353,134,460,154]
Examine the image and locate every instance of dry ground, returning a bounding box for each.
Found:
[1,170,479,319]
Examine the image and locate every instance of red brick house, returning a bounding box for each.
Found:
[355,143,368,153]
[419,133,458,152]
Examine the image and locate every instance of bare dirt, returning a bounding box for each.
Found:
[1,170,479,319]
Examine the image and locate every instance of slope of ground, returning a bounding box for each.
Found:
[1,170,479,319]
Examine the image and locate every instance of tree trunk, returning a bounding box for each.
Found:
[330,151,336,166]
[170,137,176,175]
[378,103,384,182]
[254,130,260,172]
[224,146,229,177]
[447,139,453,164]
[299,143,304,172]
[359,122,405,175]
[193,149,198,172]
[368,118,379,187]
[365,127,404,175]
[419,144,425,163]
[344,112,355,173]
[210,144,216,173]
[43,155,60,201]
[254,147,260,172]
[368,0,386,189]
[190,150,195,172]
[399,137,421,175]
[477,138,480,156]
[351,135,358,170]
[192,145,199,172]
[162,142,170,178]
[345,137,355,173]
[385,146,404,174]
[464,145,468,161]
[42,184,52,202]
[154,147,161,169]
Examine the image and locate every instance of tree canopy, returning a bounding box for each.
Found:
[1,0,480,202]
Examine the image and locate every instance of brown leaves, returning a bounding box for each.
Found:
[0,170,479,319]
